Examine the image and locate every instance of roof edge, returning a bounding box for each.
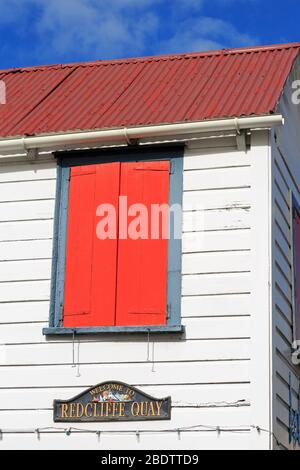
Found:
[0,114,284,155]
[1,41,300,75]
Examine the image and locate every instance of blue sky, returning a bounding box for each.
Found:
[0,0,299,69]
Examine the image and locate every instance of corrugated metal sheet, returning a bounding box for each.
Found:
[0,43,299,138]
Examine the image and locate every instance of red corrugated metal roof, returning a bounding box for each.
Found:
[0,42,299,138]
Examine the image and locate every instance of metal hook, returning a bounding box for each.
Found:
[76,339,81,377]
[147,329,150,362]
[151,340,155,372]
[72,330,76,368]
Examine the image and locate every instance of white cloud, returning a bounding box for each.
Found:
[160,16,258,54]
[31,0,161,59]
[0,0,258,63]
[0,0,162,60]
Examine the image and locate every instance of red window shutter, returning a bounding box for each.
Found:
[294,212,300,341]
[115,161,170,326]
[90,162,120,327]
[63,163,120,327]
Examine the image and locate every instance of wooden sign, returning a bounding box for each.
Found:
[54,381,171,422]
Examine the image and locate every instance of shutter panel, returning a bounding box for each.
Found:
[90,162,120,326]
[294,212,300,341]
[63,163,120,327]
[116,160,170,326]
[63,165,96,326]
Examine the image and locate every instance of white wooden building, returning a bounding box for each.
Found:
[0,42,300,450]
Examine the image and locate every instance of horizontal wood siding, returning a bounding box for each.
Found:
[0,141,259,449]
[271,59,300,451]
[272,144,300,450]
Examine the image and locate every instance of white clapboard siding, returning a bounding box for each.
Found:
[275,375,299,411]
[0,406,251,431]
[275,398,290,429]
[275,204,290,241]
[275,248,292,284]
[0,259,52,282]
[273,423,291,451]
[275,333,294,365]
[0,239,53,261]
[0,180,56,202]
[275,241,290,270]
[0,317,250,344]
[0,141,257,449]
[275,207,290,246]
[275,315,293,346]
[183,208,251,232]
[0,161,56,182]
[275,354,300,393]
[0,280,50,302]
[183,230,251,253]
[184,147,251,169]
[274,164,290,203]
[274,287,292,324]
[0,338,251,366]
[183,167,250,191]
[0,361,250,388]
[183,187,251,211]
[0,383,250,410]
[182,251,251,275]
[274,185,290,223]
[271,83,300,450]
[182,272,250,296]
[275,274,292,309]
[0,220,53,242]
[0,199,55,222]
[0,295,251,324]
[181,293,251,317]
[2,298,249,324]
[185,317,250,339]
[0,301,50,324]
[275,267,292,304]
[0,431,253,451]
[274,224,290,258]
[275,205,290,241]
[274,218,291,251]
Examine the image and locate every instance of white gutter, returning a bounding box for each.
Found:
[0,114,284,153]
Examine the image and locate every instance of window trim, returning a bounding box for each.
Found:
[43,145,184,336]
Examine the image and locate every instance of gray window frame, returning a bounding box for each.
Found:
[43,145,184,336]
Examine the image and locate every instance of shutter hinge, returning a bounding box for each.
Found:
[170,161,175,175]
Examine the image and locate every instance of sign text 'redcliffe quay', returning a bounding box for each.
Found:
[54,381,171,422]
